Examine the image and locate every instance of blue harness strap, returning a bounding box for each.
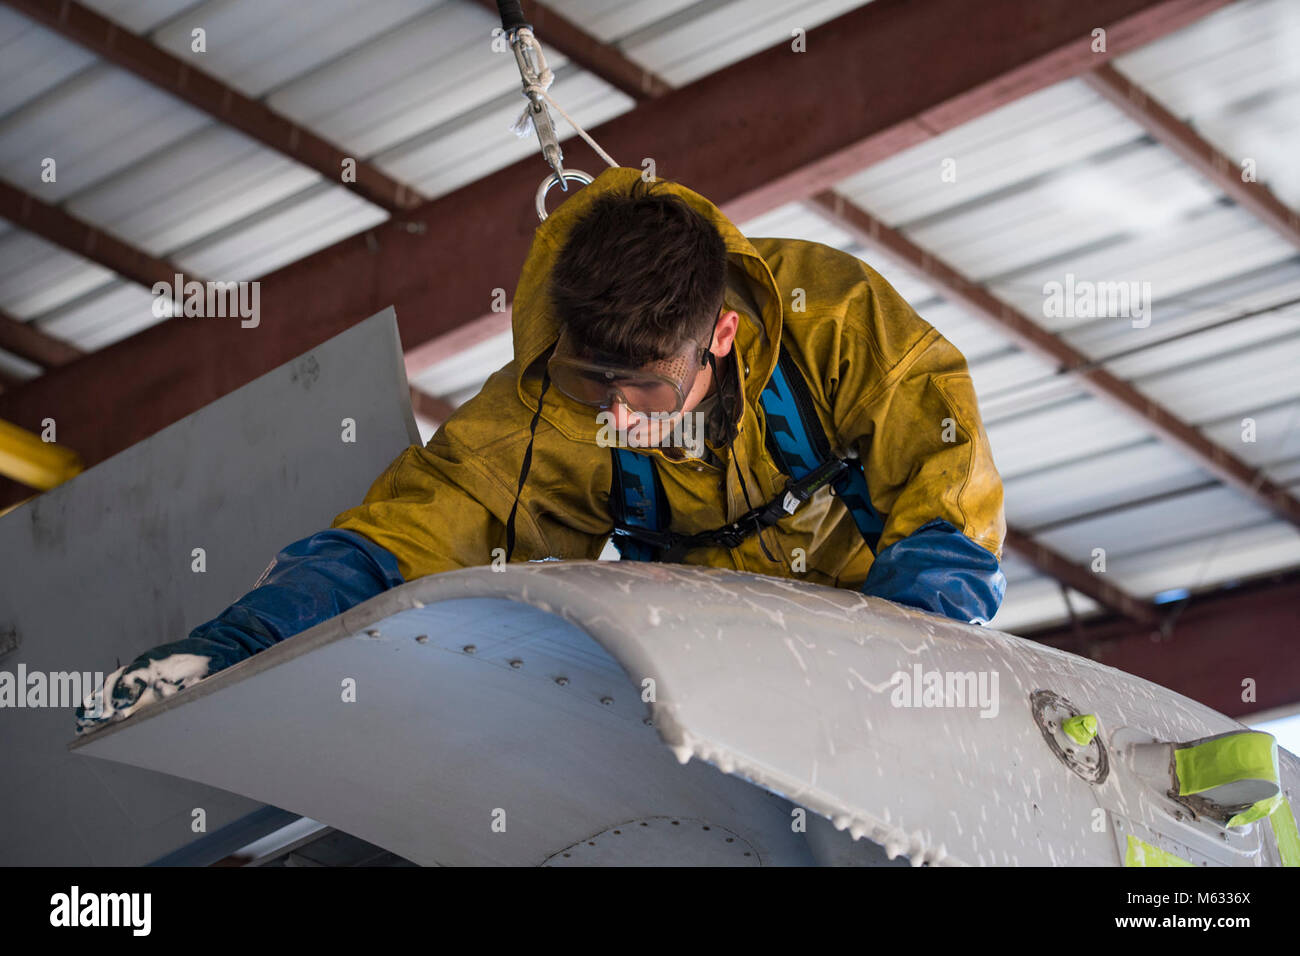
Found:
[760,347,885,553]
[609,446,665,561]
[609,343,884,561]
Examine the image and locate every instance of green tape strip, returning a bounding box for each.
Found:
[1124,833,1195,867]
[1270,798,1300,867]
[1227,794,1282,827]
[1174,732,1278,796]
[1062,714,1098,746]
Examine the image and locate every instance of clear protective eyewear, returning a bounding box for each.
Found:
[548,321,716,416]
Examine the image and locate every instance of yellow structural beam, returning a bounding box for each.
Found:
[0,418,82,491]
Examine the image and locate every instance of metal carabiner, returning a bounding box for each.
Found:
[536,169,595,221]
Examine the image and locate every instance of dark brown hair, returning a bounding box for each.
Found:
[549,178,727,362]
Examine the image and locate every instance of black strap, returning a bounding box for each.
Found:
[505,366,551,563]
[612,456,848,562]
[496,1,530,34]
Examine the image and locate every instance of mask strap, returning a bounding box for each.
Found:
[505,364,552,563]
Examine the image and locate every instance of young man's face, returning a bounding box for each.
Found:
[603,309,740,447]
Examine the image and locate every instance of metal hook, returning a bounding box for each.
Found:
[536,169,595,221]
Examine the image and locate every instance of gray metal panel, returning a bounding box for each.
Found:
[76,591,818,866]
[73,562,1298,866]
[0,307,418,865]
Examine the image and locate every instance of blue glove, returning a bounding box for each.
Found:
[75,529,404,734]
[862,518,1007,625]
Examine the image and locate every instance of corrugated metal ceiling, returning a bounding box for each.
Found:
[1,0,1297,632]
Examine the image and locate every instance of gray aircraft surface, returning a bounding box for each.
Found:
[5,309,1294,866]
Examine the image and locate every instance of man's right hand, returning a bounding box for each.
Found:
[72,529,406,736]
[75,645,214,735]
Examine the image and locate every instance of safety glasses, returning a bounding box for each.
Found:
[548,326,714,416]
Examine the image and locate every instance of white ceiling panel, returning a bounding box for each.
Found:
[833,79,1143,227]
[0,6,97,120]
[0,231,114,319]
[623,0,869,88]
[989,576,1100,634]
[172,183,386,280]
[266,1,524,160]
[149,0,441,99]
[37,280,162,350]
[1114,0,1300,207]
[1034,485,1274,566]
[1104,519,1300,601]
[1003,439,1210,530]
[0,64,211,202]
[544,0,702,45]
[377,68,631,199]
[984,395,1154,478]
[65,125,320,258]
[79,0,201,34]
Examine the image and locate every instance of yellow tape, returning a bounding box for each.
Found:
[1174,732,1277,796]
[1062,714,1098,746]
[1270,798,1300,867]
[1227,793,1282,828]
[1124,833,1195,867]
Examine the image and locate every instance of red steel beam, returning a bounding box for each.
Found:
[0,309,84,369]
[472,0,670,99]
[1084,63,1300,251]
[0,180,190,291]
[1003,526,1161,628]
[3,0,422,213]
[0,0,1236,507]
[1025,572,1300,718]
[807,189,1300,529]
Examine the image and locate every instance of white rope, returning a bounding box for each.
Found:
[509,27,619,170]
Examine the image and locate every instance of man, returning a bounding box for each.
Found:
[76,168,1007,732]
